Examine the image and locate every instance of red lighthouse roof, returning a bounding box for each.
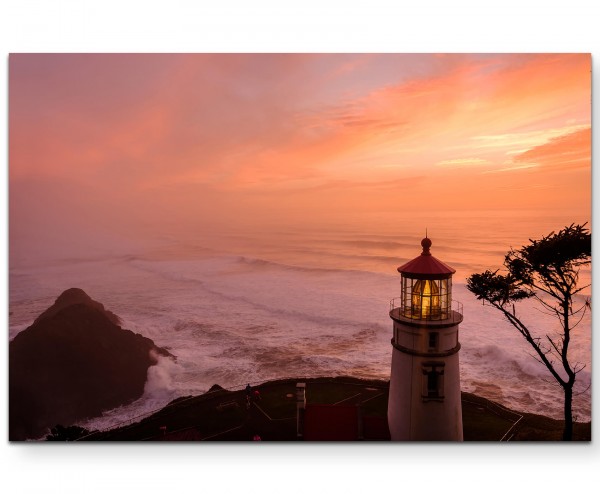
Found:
[397,237,456,279]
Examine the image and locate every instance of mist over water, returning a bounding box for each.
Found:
[9,210,592,430]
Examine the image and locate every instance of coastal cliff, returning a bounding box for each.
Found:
[9,288,173,441]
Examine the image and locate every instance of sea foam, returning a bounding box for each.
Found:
[10,223,592,432]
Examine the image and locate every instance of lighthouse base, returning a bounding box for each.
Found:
[387,346,463,441]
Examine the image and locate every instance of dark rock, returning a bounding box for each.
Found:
[207,384,225,393]
[46,424,91,441]
[34,287,121,325]
[9,288,174,441]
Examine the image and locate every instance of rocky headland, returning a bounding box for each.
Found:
[9,289,591,442]
[9,288,173,441]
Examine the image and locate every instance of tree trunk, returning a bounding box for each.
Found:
[562,385,573,441]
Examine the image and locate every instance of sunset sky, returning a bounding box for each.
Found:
[9,53,591,259]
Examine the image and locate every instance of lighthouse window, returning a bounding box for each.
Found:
[422,362,445,400]
[400,275,452,320]
[428,332,439,350]
[427,372,439,396]
[412,279,440,319]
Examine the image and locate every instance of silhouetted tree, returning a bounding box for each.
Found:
[467,223,591,440]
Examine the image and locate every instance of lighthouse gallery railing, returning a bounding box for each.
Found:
[389,298,463,323]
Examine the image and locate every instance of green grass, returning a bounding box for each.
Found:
[462,404,514,441]
[252,382,297,419]
[360,392,388,417]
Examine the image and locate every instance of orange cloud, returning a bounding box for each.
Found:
[9,53,591,240]
[511,126,591,171]
[270,54,590,186]
[435,158,490,168]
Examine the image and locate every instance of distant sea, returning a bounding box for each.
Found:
[9,210,592,432]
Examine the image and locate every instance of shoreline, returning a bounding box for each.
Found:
[77,375,591,442]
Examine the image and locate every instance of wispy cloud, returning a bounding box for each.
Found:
[435,158,489,167]
[482,163,539,174]
[511,126,590,171]
[9,53,591,234]
[478,126,590,175]
[469,124,589,152]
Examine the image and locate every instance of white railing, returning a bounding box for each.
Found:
[389,298,463,323]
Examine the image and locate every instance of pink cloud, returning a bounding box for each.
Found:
[9,53,591,243]
[511,127,591,171]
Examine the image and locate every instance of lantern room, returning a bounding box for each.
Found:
[396,237,455,321]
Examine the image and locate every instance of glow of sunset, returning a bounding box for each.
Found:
[9,54,591,257]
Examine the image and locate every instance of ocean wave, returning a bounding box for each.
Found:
[233,255,349,275]
[11,226,592,428]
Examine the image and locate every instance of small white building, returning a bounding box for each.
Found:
[387,237,464,441]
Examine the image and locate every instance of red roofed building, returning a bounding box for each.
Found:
[303,404,391,441]
[303,404,360,441]
[297,383,391,441]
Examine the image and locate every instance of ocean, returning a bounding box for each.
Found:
[8,210,592,432]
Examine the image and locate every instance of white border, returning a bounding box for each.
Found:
[1,2,598,493]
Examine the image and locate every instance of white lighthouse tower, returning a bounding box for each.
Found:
[387,236,463,441]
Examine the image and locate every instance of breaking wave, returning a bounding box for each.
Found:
[9,220,592,431]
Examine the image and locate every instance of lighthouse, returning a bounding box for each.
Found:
[387,236,463,441]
